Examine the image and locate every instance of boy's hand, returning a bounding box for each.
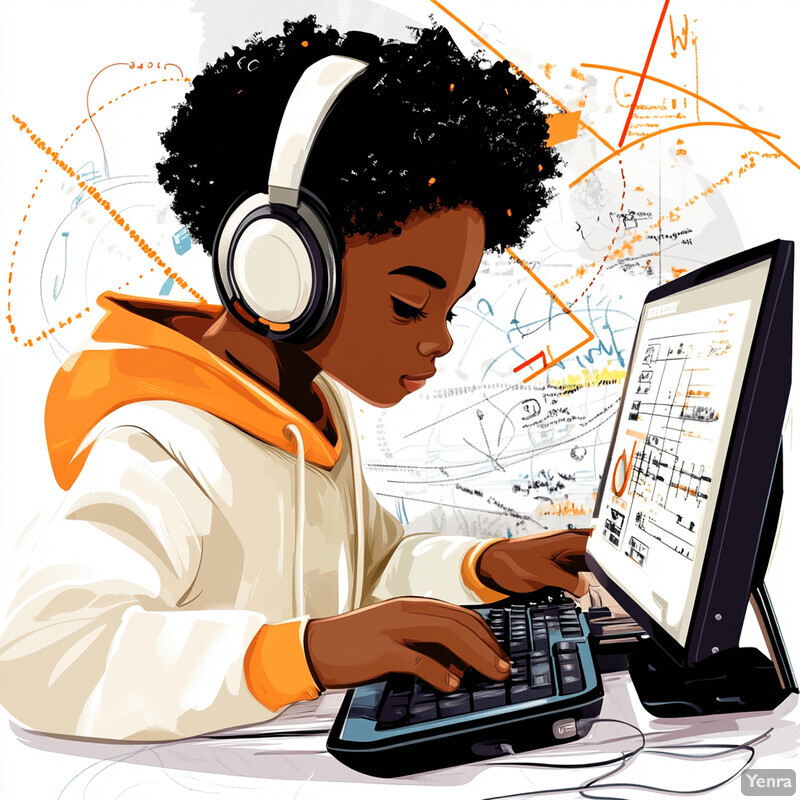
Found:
[476,529,592,596]
[306,598,510,692]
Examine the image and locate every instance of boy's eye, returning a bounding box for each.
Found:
[391,296,428,321]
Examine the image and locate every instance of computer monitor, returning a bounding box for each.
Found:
[586,239,793,668]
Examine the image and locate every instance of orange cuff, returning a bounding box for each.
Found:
[461,538,508,604]
[244,618,321,712]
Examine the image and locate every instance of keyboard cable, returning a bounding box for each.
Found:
[475,719,771,800]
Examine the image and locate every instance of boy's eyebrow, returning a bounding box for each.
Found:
[388,265,447,289]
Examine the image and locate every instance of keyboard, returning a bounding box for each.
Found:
[327,588,604,777]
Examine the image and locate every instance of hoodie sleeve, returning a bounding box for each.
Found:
[0,426,314,741]
[317,374,506,608]
[360,484,507,607]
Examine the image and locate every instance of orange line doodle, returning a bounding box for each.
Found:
[506,249,594,384]
[612,439,638,497]
[669,13,690,57]
[546,110,581,146]
[86,63,131,177]
[570,121,781,189]
[429,0,614,151]
[580,62,800,172]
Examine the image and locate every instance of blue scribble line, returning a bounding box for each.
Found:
[479,293,636,381]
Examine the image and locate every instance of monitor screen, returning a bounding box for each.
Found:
[587,246,784,656]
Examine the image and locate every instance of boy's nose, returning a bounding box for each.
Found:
[418,331,453,358]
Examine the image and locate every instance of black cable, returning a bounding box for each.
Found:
[643,728,772,759]
[578,733,763,800]
[480,724,771,800]
[474,718,645,772]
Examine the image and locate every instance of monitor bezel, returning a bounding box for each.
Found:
[586,239,793,666]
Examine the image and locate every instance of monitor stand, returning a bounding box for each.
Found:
[626,440,798,717]
[627,583,797,717]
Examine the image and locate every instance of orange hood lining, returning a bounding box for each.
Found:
[45,292,342,491]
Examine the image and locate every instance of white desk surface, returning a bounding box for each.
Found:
[1,671,797,800]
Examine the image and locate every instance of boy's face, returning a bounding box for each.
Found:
[308,205,485,407]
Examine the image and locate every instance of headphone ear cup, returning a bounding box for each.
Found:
[232,214,314,325]
[212,191,341,344]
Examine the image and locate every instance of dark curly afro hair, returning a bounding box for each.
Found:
[157,16,560,255]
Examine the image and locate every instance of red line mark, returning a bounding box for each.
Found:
[618,0,671,148]
[506,249,594,384]
[513,350,547,373]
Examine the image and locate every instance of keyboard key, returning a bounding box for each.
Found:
[509,608,531,655]
[509,658,529,684]
[560,674,585,694]
[556,653,585,695]
[473,683,508,710]
[349,683,384,720]
[530,657,552,690]
[376,676,414,725]
[510,682,554,703]
[437,690,472,718]
[408,689,439,723]
[554,641,578,653]
[378,689,411,725]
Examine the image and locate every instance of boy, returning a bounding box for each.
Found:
[0,17,590,740]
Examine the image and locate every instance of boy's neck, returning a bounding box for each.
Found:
[198,310,330,438]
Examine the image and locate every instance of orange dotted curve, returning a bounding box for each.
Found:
[506,248,594,385]
[7,75,205,349]
[554,149,773,293]
[554,159,628,310]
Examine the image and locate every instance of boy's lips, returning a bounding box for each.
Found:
[401,371,435,392]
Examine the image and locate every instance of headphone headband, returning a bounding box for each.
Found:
[269,56,368,207]
[213,54,368,343]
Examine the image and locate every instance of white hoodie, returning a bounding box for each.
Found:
[0,293,504,741]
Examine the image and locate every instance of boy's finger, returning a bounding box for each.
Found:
[400,617,510,681]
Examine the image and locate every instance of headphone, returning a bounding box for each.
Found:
[212,55,368,343]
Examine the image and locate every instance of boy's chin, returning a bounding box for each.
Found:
[330,378,407,409]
